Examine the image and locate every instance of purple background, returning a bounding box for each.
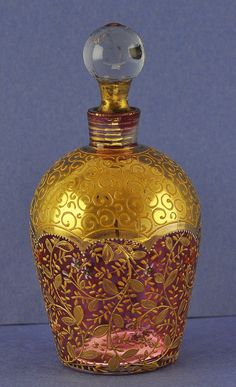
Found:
[0,0,235,324]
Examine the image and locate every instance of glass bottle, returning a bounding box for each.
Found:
[30,23,201,374]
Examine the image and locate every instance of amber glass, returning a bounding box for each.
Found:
[30,23,201,374]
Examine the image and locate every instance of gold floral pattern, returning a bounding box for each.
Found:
[32,229,200,374]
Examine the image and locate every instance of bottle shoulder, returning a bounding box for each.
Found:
[31,144,198,189]
[30,145,201,242]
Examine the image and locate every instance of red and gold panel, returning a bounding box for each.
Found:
[32,230,200,374]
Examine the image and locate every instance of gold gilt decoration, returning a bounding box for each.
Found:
[31,229,200,374]
[30,146,201,246]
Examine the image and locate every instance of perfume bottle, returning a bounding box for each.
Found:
[30,23,201,374]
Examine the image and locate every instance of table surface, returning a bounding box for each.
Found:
[0,316,235,387]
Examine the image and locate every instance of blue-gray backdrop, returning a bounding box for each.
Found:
[0,0,235,324]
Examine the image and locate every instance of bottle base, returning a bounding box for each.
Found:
[60,351,179,375]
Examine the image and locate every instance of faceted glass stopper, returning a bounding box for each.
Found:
[83,23,145,82]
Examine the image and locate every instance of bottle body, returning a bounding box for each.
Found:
[30,144,200,374]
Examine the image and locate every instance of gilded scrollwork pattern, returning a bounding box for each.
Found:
[30,146,201,243]
[32,230,199,374]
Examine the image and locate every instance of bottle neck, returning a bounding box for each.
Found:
[87,107,140,149]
